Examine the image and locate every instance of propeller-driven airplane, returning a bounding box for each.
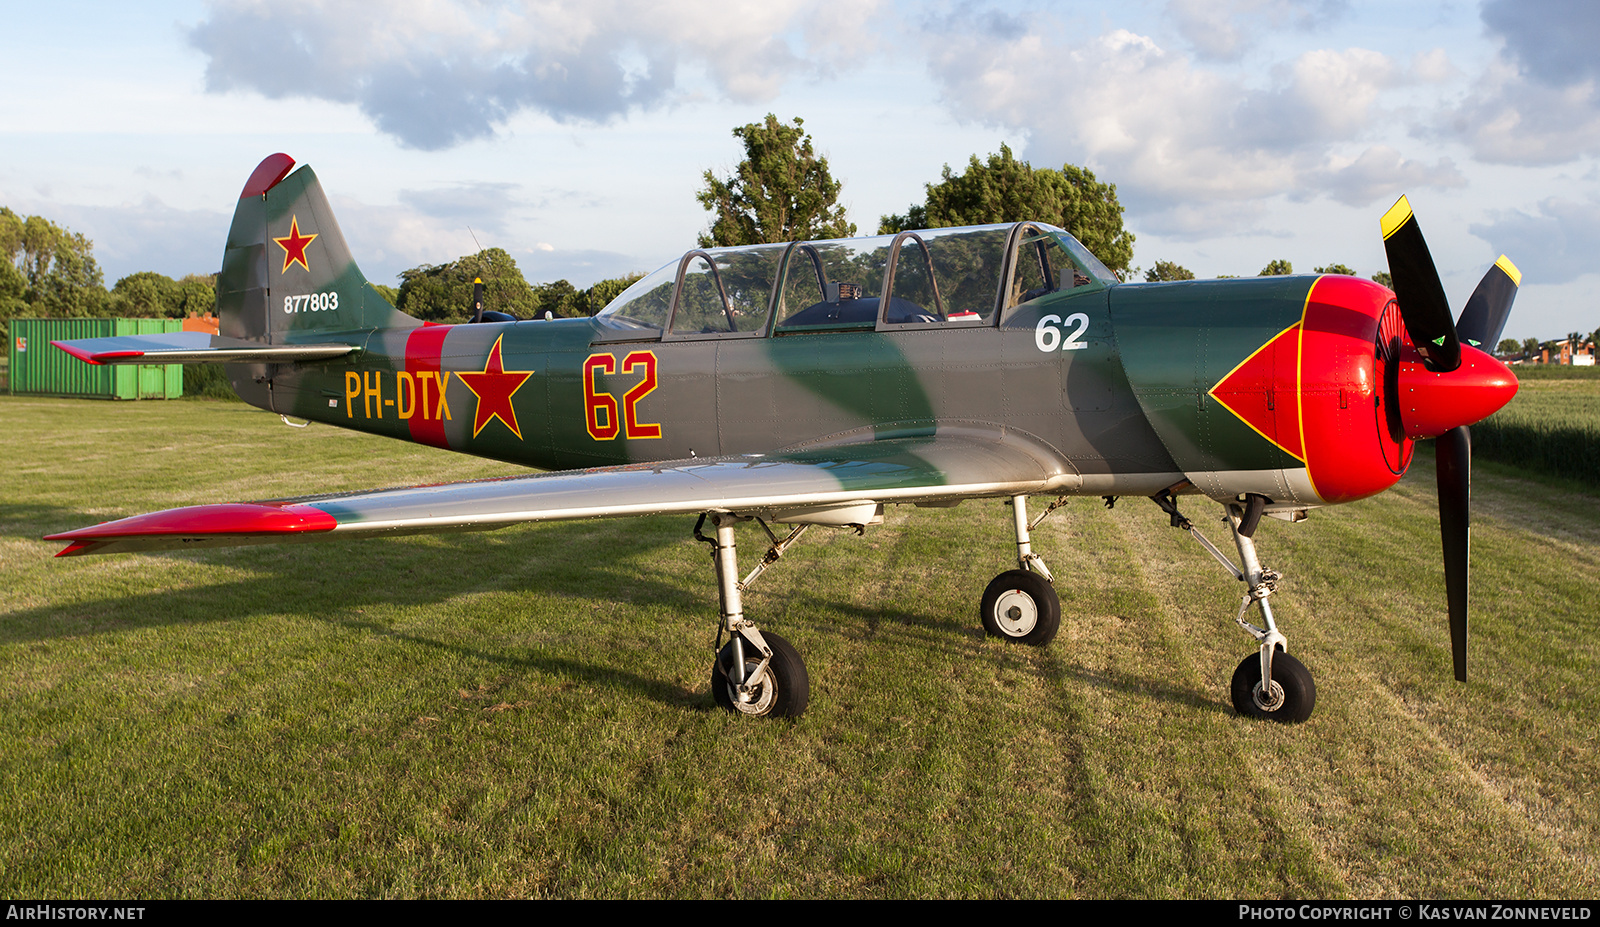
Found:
[47,154,1522,722]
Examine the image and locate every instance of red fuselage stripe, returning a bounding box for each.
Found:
[404,325,453,449]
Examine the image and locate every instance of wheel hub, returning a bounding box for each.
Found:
[1252,679,1286,712]
[992,589,1038,636]
[729,659,776,715]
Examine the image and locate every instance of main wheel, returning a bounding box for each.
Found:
[979,569,1061,646]
[711,630,810,719]
[1230,650,1317,723]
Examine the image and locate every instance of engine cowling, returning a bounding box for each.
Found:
[1111,273,1517,506]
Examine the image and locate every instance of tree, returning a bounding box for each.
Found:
[397,248,539,323]
[395,249,645,321]
[34,234,107,317]
[1314,263,1357,276]
[531,279,582,318]
[1496,338,1520,356]
[878,145,1135,274]
[0,206,109,333]
[1259,259,1293,276]
[173,274,217,318]
[697,115,855,248]
[583,273,645,315]
[0,256,25,333]
[109,271,180,317]
[1522,337,1541,360]
[1371,270,1393,289]
[528,274,647,317]
[1144,260,1195,282]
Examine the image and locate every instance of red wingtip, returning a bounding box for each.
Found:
[55,540,100,558]
[45,502,337,548]
[51,340,102,364]
[241,153,296,199]
[51,342,148,365]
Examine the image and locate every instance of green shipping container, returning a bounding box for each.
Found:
[8,318,185,400]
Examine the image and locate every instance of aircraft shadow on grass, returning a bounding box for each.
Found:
[8,508,1230,715]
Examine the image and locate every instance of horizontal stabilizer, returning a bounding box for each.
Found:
[52,332,356,366]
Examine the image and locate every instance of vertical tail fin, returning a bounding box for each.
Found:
[219,154,416,344]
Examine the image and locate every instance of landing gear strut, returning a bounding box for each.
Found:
[1153,491,1317,723]
[696,513,810,718]
[979,495,1062,646]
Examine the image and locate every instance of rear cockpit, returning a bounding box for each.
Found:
[593,222,1116,341]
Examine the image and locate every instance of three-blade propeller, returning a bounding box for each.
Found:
[1379,196,1522,682]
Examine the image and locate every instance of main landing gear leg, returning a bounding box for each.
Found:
[978,495,1062,646]
[696,513,810,719]
[1151,491,1316,723]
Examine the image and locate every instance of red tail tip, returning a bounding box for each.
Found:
[241,154,296,199]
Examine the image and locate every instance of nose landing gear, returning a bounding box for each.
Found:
[1154,490,1318,724]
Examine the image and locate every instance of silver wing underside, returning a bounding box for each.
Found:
[50,426,1112,557]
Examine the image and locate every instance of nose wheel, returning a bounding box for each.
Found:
[1152,490,1320,723]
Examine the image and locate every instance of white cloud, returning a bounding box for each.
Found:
[187,0,886,151]
[398,183,525,235]
[1167,0,1349,62]
[1470,196,1600,286]
[918,15,1439,227]
[1432,1,1600,165]
[1436,59,1600,166]
[1409,48,1455,84]
[1481,0,1600,86]
[1310,146,1464,207]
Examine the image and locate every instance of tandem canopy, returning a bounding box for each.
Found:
[592,222,1118,341]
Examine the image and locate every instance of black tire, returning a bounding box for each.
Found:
[1230,650,1317,723]
[711,630,809,719]
[979,569,1061,646]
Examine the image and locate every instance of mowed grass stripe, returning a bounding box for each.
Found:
[1079,501,1347,897]
[2,395,1598,897]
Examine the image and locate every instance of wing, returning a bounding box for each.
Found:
[52,332,355,365]
[47,426,1080,557]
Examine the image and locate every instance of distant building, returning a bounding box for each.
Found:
[181,312,220,335]
[1541,339,1597,365]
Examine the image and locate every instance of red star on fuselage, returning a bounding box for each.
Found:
[456,335,534,440]
[273,216,318,274]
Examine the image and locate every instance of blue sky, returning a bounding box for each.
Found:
[2,0,1596,342]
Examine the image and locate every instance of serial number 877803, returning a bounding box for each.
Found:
[284,292,339,314]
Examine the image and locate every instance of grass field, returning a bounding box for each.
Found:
[2,395,1597,898]
[1475,365,1600,485]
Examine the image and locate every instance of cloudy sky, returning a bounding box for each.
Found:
[2,0,1596,341]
